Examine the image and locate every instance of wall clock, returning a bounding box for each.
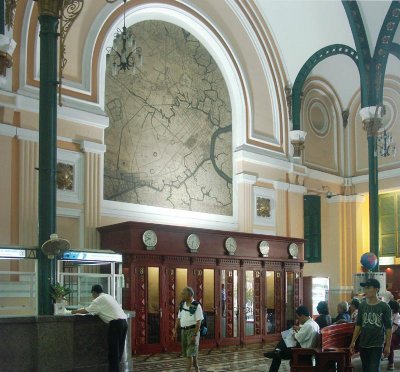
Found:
[187,233,200,253]
[142,230,157,250]
[288,242,299,259]
[225,237,237,256]
[259,240,270,257]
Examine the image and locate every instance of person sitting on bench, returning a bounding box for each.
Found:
[264,305,320,372]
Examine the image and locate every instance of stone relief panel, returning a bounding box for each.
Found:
[104,20,232,216]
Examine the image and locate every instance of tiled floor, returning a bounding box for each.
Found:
[132,344,400,371]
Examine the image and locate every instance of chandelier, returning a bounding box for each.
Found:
[377,130,396,158]
[106,0,142,76]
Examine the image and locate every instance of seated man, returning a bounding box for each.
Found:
[333,301,351,323]
[264,305,320,372]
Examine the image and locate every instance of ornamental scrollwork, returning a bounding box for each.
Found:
[5,0,18,30]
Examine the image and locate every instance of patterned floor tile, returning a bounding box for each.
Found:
[131,345,400,372]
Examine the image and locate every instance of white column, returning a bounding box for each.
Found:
[17,129,39,245]
[287,184,307,238]
[236,172,257,233]
[273,181,290,236]
[80,141,106,249]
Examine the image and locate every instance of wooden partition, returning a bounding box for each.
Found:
[98,221,304,354]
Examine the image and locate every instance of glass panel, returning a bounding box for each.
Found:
[245,270,255,336]
[0,259,37,316]
[77,275,109,306]
[265,271,275,334]
[221,269,238,338]
[175,268,188,308]
[147,267,160,344]
[286,272,295,329]
[175,268,188,343]
[203,269,215,338]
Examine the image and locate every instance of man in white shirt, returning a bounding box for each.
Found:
[71,285,128,372]
[264,305,320,372]
[173,287,204,372]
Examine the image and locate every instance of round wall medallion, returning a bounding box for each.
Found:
[259,241,270,257]
[187,233,200,253]
[142,230,157,250]
[225,237,237,256]
[288,242,299,259]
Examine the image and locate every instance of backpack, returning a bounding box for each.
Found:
[179,300,208,337]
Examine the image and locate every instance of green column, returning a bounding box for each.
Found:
[367,135,379,271]
[37,13,59,315]
[363,114,382,272]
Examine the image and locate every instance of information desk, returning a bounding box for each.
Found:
[0,313,133,372]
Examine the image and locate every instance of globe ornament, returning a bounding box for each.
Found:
[360,252,378,271]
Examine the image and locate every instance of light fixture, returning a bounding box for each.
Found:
[106,0,142,76]
[377,130,396,158]
[289,130,307,158]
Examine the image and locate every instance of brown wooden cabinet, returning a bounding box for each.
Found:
[98,221,304,354]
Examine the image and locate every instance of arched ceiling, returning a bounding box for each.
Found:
[255,0,399,110]
[14,0,400,125]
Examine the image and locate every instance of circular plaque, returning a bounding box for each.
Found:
[259,240,270,257]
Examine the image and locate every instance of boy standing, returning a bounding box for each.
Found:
[350,278,392,372]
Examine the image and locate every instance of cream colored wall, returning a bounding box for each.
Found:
[303,195,369,315]
[0,136,12,244]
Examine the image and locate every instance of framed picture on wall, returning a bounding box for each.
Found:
[253,186,276,227]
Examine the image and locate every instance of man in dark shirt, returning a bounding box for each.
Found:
[350,278,392,372]
[315,301,332,329]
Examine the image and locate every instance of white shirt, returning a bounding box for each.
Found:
[294,318,320,348]
[178,301,204,327]
[85,293,127,324]
[392,312,400,333]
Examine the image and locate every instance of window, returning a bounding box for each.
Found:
[303,195,321,263]
[379,192,400,256]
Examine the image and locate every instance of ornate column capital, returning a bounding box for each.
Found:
[289,130,307,158]
[359,106,384,137]
[35,0,63,17]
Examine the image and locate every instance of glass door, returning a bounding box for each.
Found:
[242,269,262,342]
[165,267,188,352]
[264,271,276,335]
[285,271,295,329]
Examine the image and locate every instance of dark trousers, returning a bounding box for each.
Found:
[359,347,383,372]
[269,339,292,372]
[388,333,400,364]
[108,319,128,372]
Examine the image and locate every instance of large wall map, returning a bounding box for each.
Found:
[104,21,233,216]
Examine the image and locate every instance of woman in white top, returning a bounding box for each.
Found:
[388,300,400,370]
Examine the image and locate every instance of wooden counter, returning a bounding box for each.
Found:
[0,314,132,372]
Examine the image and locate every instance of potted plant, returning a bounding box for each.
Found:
[50,283,72,315]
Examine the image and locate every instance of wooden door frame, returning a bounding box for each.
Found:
[240,261,263,345]
[217,260,241,347]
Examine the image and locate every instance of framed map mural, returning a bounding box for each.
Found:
[104,20,232,216]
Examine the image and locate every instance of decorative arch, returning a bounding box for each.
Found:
[292,44,358,130]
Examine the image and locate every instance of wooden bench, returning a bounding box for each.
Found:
[291,323,355,372]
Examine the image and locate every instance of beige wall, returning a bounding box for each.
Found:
[0,136,12,244]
